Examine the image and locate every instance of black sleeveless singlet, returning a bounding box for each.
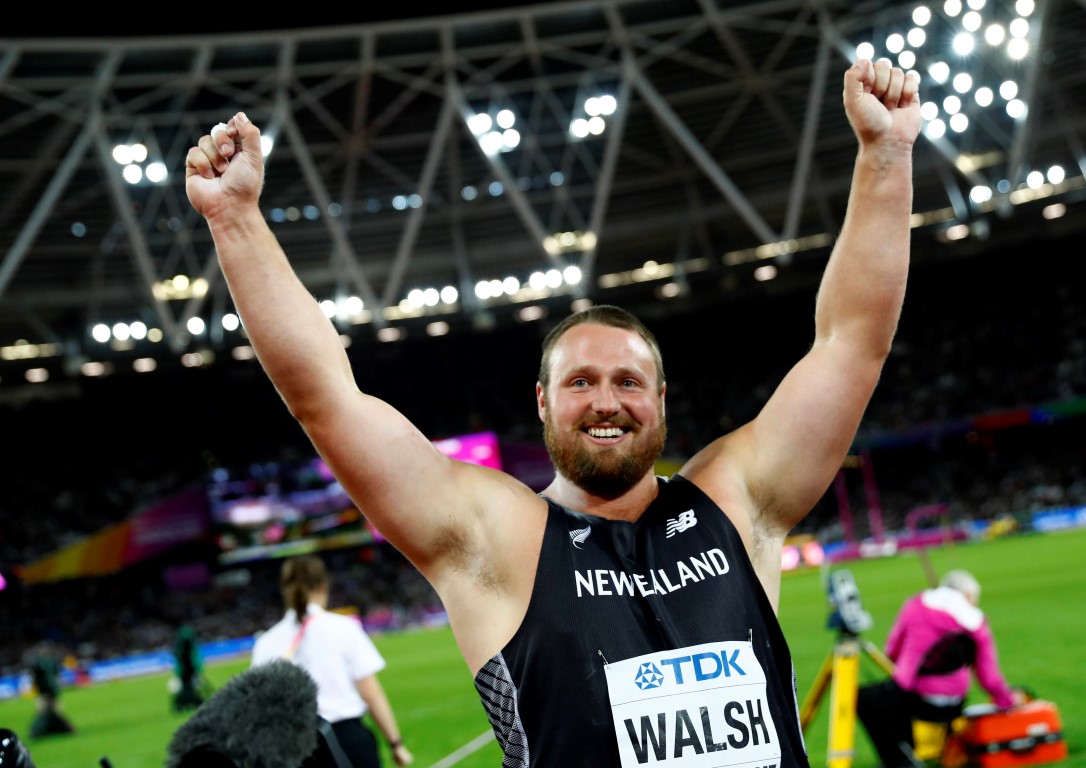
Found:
[473,475,811,768]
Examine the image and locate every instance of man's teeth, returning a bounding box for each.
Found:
[588,427,623,438]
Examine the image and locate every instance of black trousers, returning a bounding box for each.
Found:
[307,717,380,768]
[857,679,961,768]
[28,698,75,739]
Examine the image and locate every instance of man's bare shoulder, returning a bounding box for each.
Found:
[441,459,550,567]
[463,460,552,513]
[675,429,760,538]
[431,463,550,673]
[676,429,751,496]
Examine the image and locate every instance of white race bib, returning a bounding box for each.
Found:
[604,640,782,768]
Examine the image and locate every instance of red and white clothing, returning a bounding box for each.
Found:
[252,603,386,723]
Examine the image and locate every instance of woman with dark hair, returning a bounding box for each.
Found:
[251,555,413,768]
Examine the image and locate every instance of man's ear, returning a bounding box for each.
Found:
[536,382,546,421]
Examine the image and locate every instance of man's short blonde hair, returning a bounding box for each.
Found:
[538,304,665,393]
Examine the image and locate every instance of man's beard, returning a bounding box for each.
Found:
[543,411,666,498]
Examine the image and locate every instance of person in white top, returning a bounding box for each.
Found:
[252,555,414,768]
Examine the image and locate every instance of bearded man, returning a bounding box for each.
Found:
[186,56,921,767]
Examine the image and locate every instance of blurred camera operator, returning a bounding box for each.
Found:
[857,569,1025,767]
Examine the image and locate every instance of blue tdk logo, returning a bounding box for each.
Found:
[634,649,747,689]
[633,662,665,690]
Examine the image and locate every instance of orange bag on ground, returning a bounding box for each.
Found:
[942,700,1067,768]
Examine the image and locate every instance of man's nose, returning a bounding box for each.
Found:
[591,385,621,413]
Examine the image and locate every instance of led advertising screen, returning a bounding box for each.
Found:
[208,432,503,563]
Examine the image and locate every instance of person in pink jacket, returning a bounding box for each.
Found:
[857,569,1024,767]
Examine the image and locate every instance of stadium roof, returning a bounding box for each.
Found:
[2,0,1084,395]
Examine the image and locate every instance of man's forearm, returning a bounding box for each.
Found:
[841,145,915,260]
[814,145,914,353]
[208,206,355,406]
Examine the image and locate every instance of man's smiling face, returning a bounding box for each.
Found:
[538,323,666,497]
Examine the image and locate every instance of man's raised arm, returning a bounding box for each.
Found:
[183,112,497,573]
[686,58,922,583]
[746,58,922,530]
[185,114,355,412]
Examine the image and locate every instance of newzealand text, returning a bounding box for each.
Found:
[574,549,730,598]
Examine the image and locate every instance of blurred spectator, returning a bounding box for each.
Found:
[171,624,211,712]
[27,644,75,739]
[1,255,1084,675]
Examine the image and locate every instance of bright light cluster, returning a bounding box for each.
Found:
[855,0,1035,142]
[23,17,1072,388]
[112,141,168,185]
[854,1,1068,207]
[468,108,523,155]
[570,93,618,140]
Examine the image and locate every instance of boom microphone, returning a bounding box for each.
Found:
[0,728,36,768]
[165,658,320,768]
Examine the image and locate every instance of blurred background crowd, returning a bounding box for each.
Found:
[1,245,1084,681]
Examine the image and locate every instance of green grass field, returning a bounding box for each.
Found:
[3,526,1083,768]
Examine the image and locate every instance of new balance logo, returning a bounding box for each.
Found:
[665,509,697,537]
[570,525,591,549]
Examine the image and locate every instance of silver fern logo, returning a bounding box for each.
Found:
[569,525,591,549]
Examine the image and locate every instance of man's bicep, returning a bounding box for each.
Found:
[743,340,883,528]
[304,392,496,572]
